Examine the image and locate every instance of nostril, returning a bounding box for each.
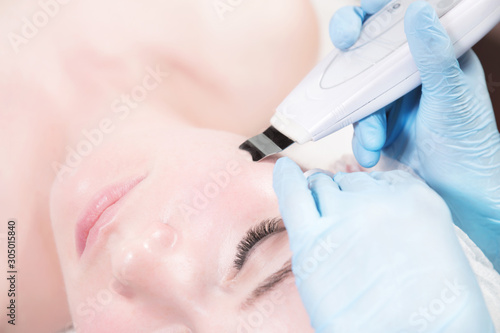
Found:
[110,224,179,291]
[109,275,133,298]
[143,224,178,253]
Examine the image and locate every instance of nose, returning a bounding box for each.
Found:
[110,221,179,297]
[108,212,214,325]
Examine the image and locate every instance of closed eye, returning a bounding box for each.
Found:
[233,218,285,271]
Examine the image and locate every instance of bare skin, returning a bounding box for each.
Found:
[0,0,319,331]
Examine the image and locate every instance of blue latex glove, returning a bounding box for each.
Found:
[273,157,495,333]
[330,1,500,271]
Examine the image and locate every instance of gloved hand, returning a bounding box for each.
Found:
[330,1,500,271]
[273,157,495,333]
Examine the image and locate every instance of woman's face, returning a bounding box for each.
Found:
[49,0,320,330]
[50,114,314,332]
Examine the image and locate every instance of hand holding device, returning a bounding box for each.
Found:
[273,157,495,332]
[330,1,500,271]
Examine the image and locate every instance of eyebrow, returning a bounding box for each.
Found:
[242,258,294,309]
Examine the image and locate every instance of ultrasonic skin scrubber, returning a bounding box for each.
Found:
[239,0,500,161]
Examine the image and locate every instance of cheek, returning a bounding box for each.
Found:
[71,305,138,333]
[271,280,313,332]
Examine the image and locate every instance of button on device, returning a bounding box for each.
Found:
[353,0,412,49]
[388,2,402,12]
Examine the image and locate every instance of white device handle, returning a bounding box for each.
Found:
[272,0,500,144]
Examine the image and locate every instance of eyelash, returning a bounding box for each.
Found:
[233,218,284,270]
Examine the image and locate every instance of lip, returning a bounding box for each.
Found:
[75,175,146,258]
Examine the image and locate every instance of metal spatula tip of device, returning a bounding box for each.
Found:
[238,126,294,162]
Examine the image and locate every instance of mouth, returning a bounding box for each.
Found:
[75,174,147,258]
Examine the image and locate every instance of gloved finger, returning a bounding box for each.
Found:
[404,2,464,99]
[360,0,392,14]
[352,132,381,168]
[307,172,341,218]
[333,171,378,192]
[354,110,387,151]
[273,157,320,235]
[329,6,366,50]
